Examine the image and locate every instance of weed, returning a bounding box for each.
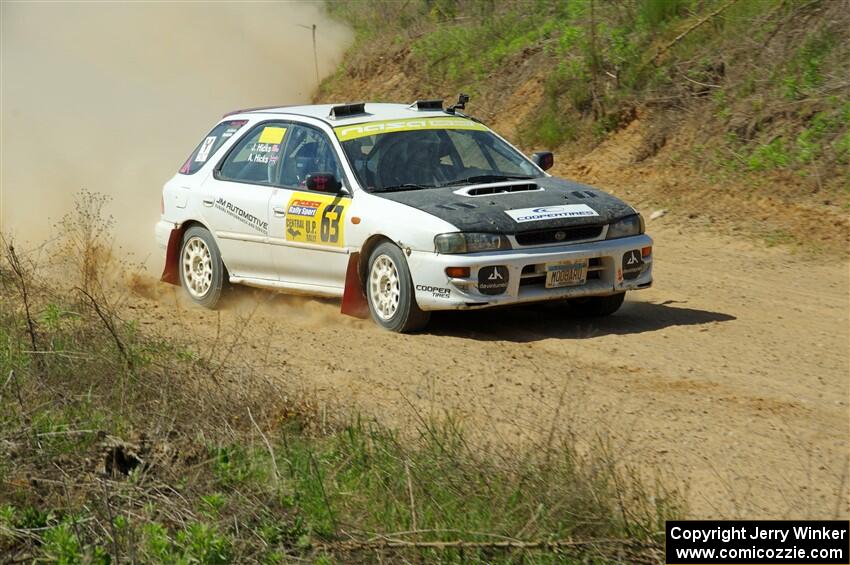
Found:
[639,0,689,29]
[199,493,227,518]
[748,138,791,171]
[176,523,231,564]
[42,522,83,564]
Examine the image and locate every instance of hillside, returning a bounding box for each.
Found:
[318,0,850,252]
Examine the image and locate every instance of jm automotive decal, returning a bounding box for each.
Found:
[285,192,348,247]
[504,204,599,223]
[214,198,269,235]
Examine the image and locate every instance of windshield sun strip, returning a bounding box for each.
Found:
[334,117,489,142]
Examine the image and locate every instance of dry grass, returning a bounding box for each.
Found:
[0,192,681,563]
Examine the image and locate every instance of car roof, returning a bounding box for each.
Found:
[226,103,460,127]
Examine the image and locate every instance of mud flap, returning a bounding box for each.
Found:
[160,228,182,285]
[341,252,369,319]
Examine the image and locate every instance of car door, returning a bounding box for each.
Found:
[267,122,352,291]
[202,121,289,280]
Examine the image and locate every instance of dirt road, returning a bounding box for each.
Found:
[134,219,849,519]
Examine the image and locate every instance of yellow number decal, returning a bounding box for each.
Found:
[284,193,347,247]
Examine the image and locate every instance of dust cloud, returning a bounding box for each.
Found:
[1,1,351,269]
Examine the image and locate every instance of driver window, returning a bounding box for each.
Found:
[279,124,343,189]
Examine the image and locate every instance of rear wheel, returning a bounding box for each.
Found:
[179,226,226,309]
[366,242,430,332]
[566,292,625,317]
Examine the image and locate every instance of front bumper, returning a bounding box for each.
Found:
[407,234,653,311]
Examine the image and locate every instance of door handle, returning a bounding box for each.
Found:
[202,198,214,207]
[273,207,286,217]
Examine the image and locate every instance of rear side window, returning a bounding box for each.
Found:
[178,119,248,175]
[217,122,289,185]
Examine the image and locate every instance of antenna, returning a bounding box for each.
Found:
[297,23,319,85]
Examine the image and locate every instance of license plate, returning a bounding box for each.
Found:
[545,259,588,288]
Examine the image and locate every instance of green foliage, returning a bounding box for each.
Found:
[210,444,265,486]
[42,523,83,565]
[176,523,231,564]
[199,493,227,518]
[745,104,850,172]
[836,131,850,165]
[781,30,838,100]
[141,522,173,561]
[638,0,689,29]
[0,505,16,528]
[748,138,791,171]
[39,303,79,330]
[411,5,558,83]
[521,103,577,149]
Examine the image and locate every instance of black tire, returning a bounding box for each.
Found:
[366,242,430,332]
[566,292,626,317]
[179,226,226,309]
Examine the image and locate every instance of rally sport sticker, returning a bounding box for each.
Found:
[505,204,598,223]
[285,193,348,247]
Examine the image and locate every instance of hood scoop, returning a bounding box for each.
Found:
[436,202,478,211]
[453,182,543,197]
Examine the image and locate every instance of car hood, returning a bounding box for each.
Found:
[372,176,636,233]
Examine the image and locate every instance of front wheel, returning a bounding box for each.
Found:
[366,242,430,333]
[565,292,625,317]
[179,226,226,309]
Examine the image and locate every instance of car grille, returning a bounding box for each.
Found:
[514,225,603,246]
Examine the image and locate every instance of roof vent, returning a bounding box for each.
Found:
[410,99,444,111]
[329,103,367,119]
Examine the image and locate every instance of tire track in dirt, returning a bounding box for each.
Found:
[133,221,849,519]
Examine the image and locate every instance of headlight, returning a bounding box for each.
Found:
[606,214,644,239]
[434,232,511,254]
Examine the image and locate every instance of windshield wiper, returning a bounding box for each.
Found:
[370,183,435,193]
[439,174,536,187]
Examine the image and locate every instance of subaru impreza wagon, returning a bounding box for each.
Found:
[156,97,652,332]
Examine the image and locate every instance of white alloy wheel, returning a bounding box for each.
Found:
[369,254,401,320]
[365,241,430,332]
[182,236,213,299]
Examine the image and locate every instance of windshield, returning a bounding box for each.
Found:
[335,118,541,192]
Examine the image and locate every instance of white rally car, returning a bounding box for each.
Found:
[156,97,652,332]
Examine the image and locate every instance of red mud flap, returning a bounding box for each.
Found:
[160,228,182,285]
[341,252,369,319]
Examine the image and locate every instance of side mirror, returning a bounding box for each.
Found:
[305,172,342,193]
[531,151,554,171]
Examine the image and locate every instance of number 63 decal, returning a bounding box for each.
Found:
[320,205,344,244]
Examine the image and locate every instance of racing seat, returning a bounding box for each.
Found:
[377,135,444,188]
[280,141,318,186]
